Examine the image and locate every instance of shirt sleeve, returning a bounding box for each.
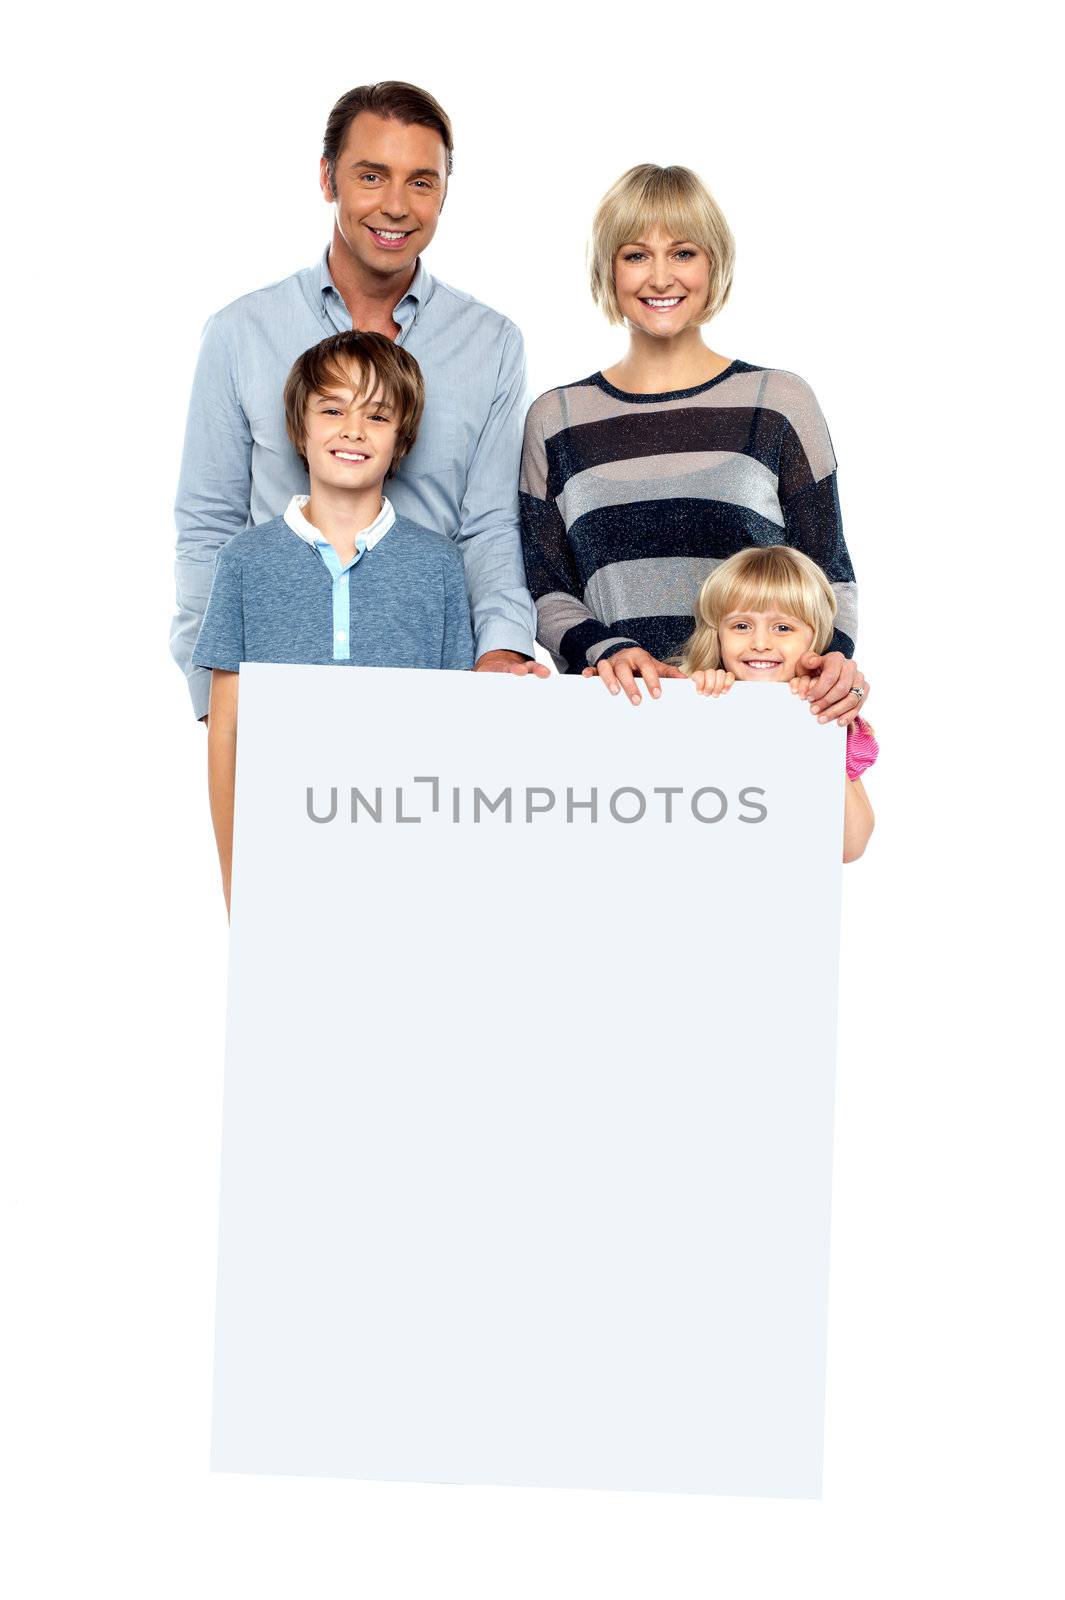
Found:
[190,547,245,674]
[171,311,253,716]
[440,546,475,670]
[452,321,538,661]
[777,383,858,657]
[518,399,638,673]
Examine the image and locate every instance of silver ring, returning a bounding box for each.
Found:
[850,685,865,701]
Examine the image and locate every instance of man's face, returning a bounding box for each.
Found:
[321,112,447,279]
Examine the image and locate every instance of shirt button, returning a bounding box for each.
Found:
[335,629,347,642]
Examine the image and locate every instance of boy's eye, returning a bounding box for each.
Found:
[368,414,390,424]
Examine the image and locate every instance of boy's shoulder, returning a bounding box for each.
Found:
[388,514,462,567]
[215,515,293,565]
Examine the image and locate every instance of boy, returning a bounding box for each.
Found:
[192,329,474,913]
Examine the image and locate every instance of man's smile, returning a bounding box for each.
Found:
[365,225,413,249]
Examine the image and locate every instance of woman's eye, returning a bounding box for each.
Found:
[623,252,646,262]
[674,250,696,260]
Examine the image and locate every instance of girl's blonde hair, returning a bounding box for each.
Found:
[589,164,735,328]
[679,547,837,672]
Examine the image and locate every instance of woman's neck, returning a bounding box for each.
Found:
[602,328,732,395]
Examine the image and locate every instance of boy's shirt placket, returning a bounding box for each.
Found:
[314,538,367,661]
[283,494,395,663]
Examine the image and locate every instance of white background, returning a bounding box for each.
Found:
[2,1,1061,1594]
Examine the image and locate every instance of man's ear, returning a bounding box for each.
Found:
[319,155,335,205]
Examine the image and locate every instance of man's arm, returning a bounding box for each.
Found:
[206,671,239,916]
[171,313,253,720]
[455,322,538,665]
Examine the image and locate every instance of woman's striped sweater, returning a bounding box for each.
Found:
[518,360,857,673]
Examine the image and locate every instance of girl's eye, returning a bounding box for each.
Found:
[731,621,750,631]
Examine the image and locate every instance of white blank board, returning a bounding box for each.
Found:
[213,664,844,1497]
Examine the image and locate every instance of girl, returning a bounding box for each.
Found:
[679,546,876,863]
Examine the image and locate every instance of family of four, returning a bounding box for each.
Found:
[171,80,876,912]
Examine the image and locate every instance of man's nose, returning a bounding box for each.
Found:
[381,182,409,218]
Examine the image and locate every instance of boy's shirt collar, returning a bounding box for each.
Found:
[283,494,396,551]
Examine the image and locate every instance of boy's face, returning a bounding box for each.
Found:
[718,610,815,682]
[303,369,403,492]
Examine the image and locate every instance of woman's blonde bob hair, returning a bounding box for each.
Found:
[679,546,837,673]
[590,163,735,327]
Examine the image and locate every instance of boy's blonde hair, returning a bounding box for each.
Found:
[589,163,735,327]
[679,546,837,672]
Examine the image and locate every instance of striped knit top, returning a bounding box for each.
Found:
[518,360,857,673]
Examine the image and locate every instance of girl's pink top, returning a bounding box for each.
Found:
[846,716,878,781]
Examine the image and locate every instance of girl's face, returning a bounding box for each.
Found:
[717,609,815,682]
[613,225,711,338]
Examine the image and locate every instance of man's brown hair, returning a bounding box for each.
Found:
[322,81,454,198]
[283,330,425,477]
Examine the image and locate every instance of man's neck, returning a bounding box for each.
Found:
[328,225,416,338]
[304,481,386,563]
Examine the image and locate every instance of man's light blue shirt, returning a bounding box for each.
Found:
[172,249,536,717]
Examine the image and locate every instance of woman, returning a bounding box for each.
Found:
[519,163,868,719]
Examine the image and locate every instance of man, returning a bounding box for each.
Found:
[171,81,545,720]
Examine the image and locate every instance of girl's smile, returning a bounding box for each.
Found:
[718,610,815,682]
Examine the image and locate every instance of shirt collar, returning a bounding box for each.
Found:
[317,245,433,328]
[284,494,396,551]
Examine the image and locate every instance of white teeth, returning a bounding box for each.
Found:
[645,297,680,306]
[334,451,367,461]
[374,230,406,239]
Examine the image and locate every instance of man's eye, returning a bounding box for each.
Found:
[360,173,381,183]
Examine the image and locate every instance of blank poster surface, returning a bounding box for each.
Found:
[212,664,844,1497]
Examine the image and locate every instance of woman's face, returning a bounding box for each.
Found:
[717,610,815,682]
[613,225,712,337]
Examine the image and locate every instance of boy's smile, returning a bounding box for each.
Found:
[718,610,815,682]
[303,381,402,491]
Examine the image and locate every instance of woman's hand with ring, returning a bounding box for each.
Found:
[797,650,870,728]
